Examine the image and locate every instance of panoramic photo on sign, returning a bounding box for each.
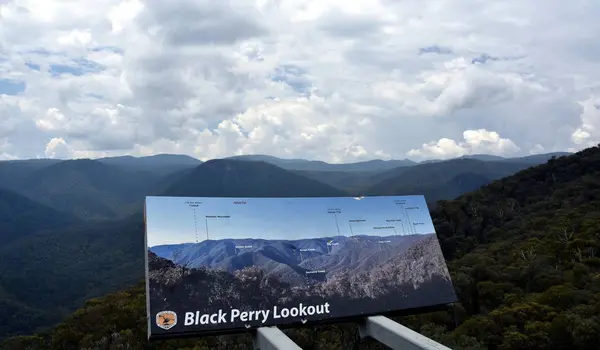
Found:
[144,195,457,339]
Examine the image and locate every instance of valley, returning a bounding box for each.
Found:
[0,148,598,350]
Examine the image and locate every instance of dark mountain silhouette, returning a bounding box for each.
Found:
[227,154,417,172]
[499,151,572,163]
[0,159,62,192]
[145,166,198,197]
[97,154,202,176]
[12,159,162,219]
[0,152,569,215]
[377,172,494,207]
[293,154,568,196]
[0,189,77,245]
[419,151,571,164]
[226,152,570,172]
[163,159,349,197]
[427,172,493,198]
[291,169,385,194]
[363,158,536,198]
[457,154,507,161]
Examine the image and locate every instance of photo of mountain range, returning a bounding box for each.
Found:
[150,234,428,285]
[145,195,458,339]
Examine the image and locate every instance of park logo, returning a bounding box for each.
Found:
[156,311,178,330]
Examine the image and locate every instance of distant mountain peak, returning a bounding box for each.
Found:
[45,158,111,172]
[163,158,348,197]
[199,158,273,170]
[98,153,201,164]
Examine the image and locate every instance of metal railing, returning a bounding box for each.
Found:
[252,315,452,350]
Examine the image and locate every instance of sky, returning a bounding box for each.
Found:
[0,0,599,163]
[145,195,435,246]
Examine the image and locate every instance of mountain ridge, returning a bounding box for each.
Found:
[149,234,430,284]
[17,159,160,220]
[0,189,78,246]
[163,159,349,197]
[0,145,598,349]
[226,154,417,172]
[0,151,571,168]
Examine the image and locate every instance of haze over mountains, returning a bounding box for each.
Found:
[0,151,568,221]
[0,149,574,339]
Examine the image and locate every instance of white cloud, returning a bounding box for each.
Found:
[56,29,92,47]
[44,137,72,159]
[0,0,599,162]
[407,129,520,160]
[529,144,545,155]
[571,97,600,147]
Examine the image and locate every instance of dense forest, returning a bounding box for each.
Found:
[1,145,599,349]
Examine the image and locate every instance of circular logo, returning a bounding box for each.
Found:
[156,310,177,330]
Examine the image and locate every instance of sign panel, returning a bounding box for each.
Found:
[144,195,457,340]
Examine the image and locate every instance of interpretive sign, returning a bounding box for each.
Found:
[144,195,457,340]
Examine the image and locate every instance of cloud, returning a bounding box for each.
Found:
[0,136,17,160]
[0,0,599,162]
[407,129,520,160]
[571,97,600,147]
[44,137,72,159]
[529,144,545,155]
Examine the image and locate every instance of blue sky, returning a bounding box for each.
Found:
[145,195,435,246]
[0,79,25,95]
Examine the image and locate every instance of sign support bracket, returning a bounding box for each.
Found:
[252,326,302,350]
[252,316,451,350]
[358,315,452,350]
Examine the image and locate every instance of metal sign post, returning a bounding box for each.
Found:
[359,316,452,350]
[253,326,302,350]
[252,316,452,350]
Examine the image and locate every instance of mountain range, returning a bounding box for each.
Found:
[150,234,429,285]
[0,151,568,222]
[0,148,589,346]
[226,152,571,172]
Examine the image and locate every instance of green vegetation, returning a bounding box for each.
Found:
[364,158,535,203]
[427,145,600,349]
[0,219,145,337]
[1,147,598,349]
[0,189,77,245]
[19,160,161,220]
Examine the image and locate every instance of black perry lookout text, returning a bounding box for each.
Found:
[183,302,331,326]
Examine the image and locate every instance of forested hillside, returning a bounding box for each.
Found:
[163,159,348,197]
[2,146,598,349]
[0,189,77,245]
